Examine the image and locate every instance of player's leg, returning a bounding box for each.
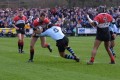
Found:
[110,40,116,57]
[66,46,80,62]
[28,37,38,62]
[58,45,79,62]
[87,39,101,65]
[110,32,116,57]
[17,33,22,53]
[104,41,115,64]
[40,36,52,52]
[20,34,24,53]
[63,37,76,56]
[62,36,77,57]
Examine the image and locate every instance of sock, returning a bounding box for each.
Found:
[20,41,24,52]
[18,41,21,51]
[66,47,75,55]
[64,54,74,59]
[110,55,115,62]
[30,49,34,60]
[90,57,94,62]
[45,43,49,47]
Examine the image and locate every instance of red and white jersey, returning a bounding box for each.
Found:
[94,13,113,28]
[33,18,50,27]
[40,26,65,40]
[13,15,27,25]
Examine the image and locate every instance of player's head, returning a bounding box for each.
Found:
[47,23,53,28]
[40,13,46,21]
[18,8,24,16]
[97,6,106,13]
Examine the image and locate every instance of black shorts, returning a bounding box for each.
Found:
[56,36,69,52]
[96,27,111,42]
[16,24,25,34]
[16,29,25,34]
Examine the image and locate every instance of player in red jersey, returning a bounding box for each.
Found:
[13,9,27,53]
[28,13,52,62]
[86,6,115,64]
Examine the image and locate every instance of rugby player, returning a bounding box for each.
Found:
[86,6,115,64]
[28,13,52,62]
[109,19,118,57]
[13,9,27,53]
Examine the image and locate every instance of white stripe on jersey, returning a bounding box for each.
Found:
[98,22,110,28]
[16,20,25,25]
[40,26,65,40]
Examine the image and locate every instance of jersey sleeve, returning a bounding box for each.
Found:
[107,14,113,22]
[94,16,100,23]
[33,19,39,27]
[13,16,18,22]
[44,18,50,24]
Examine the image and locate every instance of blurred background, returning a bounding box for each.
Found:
[0,0,119,8]
[0,0,120,37]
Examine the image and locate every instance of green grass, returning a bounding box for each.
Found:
[0,36,120,80]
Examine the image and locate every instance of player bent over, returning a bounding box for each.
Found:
[35,24,80,62]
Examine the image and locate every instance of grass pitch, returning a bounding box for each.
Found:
[0,36,120,80]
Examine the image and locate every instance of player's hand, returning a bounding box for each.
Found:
[15,26,19,30]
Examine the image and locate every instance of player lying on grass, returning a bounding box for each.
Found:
[34,24,80,62]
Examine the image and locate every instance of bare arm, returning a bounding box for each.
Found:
[86,14,98,27]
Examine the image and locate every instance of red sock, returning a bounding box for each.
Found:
[18,41,21,49]
[20,41,24,46]
[20,41,24,51]
[30,49,34,60]
[110,56,115,62]
[90,57,94,62]
[44,43,49,47]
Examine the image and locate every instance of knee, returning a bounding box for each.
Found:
[18,39,23,42]
[111,44,115,47]
[59,52,65,58]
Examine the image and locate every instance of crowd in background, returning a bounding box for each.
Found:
[0,6,120,35]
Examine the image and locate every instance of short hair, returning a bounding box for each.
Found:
[40,13,45,17]
[48,23,53,28]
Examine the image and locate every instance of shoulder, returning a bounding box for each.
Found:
[33,18,39,27]
[13,16,19,20]
[23,15,27,19]
[43,18,50,24]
